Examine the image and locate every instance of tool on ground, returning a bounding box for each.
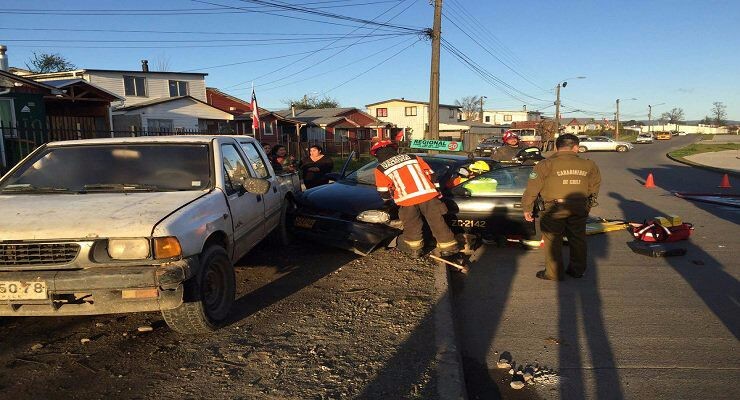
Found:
[718,173,732,189]
[644,172,656,188]
[429,254,469,274]
[586,218,629,235]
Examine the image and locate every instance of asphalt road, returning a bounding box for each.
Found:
[452,136,740,399]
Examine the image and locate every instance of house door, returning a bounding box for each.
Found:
[0,99,16,169]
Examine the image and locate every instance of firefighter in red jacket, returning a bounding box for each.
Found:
[370,140,459,258]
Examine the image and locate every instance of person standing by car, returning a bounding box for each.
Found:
[491,131,523,162]
[521,134,601,281]
[270,144,297,173]
[370,140,459,258]
[300,145,333,189]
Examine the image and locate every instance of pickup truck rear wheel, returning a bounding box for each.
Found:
[162,246,235,334]
[268,197,295,246]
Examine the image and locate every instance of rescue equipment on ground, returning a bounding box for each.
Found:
[673,192,740,208]
[627,241,687,257]
[630,216,693,243]
[586,218,629,235]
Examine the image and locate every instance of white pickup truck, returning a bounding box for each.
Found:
[0,135,300,333]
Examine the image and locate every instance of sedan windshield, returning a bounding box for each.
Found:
[0,144,212,193]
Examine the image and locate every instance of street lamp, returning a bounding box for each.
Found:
[479,95,487,122]
[648,102,666,135]
[615,97,637,140]
[554,76,585,149]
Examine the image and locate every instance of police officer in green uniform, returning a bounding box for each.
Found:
[521,134,601,281]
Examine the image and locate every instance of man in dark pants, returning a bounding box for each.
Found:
[370,140,459,258]
[521,134,601,281]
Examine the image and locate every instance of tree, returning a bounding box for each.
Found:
[711,101,727,126]
[25,52,76,73]
[154,55,172,71]
[660,107,685,123]
[699,116,713,126]
[455,95,482,121]
[283,94,340,109]
[537,119,557,150]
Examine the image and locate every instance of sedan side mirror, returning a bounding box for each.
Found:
[242,177,271,195]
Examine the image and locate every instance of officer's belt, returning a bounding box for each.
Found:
[545,198,588,204]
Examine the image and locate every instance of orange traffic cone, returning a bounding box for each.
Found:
[644,173,656,188]
[718,174,732,188]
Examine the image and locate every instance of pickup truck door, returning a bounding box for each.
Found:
[217,142,265,259]
[237,140,282,230]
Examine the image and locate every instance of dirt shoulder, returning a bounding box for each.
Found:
[0,242,439,399]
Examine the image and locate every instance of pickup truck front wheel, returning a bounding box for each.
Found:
[162,246,235,334]
[269,197,295,246]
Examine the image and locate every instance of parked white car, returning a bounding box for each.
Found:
[577,136,634,152]
[0,136,300,333]
[635,134,654,144]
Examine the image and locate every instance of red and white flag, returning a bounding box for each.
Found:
[251,87,260,134]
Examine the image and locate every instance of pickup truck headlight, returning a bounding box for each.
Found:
[154,237,182,259]
[357,210,391,224]
[107,238,150,260]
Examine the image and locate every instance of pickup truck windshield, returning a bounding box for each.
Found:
[0,144,211,193]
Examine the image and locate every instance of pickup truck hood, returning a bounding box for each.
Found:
[0,191,207,241]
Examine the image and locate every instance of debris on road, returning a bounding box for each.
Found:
[137,325,154,333]
[510,380,526,390]
[30,343,44,351]
[80,338,91,344]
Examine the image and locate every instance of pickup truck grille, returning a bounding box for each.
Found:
[0,243,80,266]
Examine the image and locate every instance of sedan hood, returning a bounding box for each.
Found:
[0,191,207,241]
[298,181,385,216]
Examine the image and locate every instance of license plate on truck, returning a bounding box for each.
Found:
[0,281,48,300]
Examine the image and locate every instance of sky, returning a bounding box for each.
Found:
[1,0,738,121]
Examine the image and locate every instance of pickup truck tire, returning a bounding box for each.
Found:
[162,246,235,334]
[268,197,295,246]
[578,146,587,153]
[616,145,628,152]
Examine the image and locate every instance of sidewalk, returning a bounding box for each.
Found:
[684,149,740,174]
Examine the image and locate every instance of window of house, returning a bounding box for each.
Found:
[168,80,189,97]
[123,76,147,97]
[485,116,490,123]
[148,119,173,133]
[263,121,273,135]
[376,108,388,117]
[504,115,512,121]
[405,106,417,116]
[450,109,456,119]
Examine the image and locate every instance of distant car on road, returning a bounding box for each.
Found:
[577,136,634,152]
[474,137,501,156]
[656,131,672,140]
[635,134,654,144]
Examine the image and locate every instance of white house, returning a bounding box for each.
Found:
[25,60,231,133]
[366,98,461,140]
[481,107,541,125]
[112,96,234,134]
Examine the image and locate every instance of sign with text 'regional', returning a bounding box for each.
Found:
[409,139,463,152]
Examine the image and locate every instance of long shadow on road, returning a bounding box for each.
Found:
[610,191,740,339]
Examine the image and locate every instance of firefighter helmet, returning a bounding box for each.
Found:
[369,139,397,156]
[468,160,490,174]
[502,131,519,142]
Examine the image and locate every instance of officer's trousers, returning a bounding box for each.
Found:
[398,198,457,249]
[539,202,589,279]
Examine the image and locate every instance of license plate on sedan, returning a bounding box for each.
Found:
[294,216,316,229]
[0,281,48,300]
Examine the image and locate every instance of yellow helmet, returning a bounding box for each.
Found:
[469,160,490,174]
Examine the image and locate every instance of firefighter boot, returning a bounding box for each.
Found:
[436,240,460,258]
[399,239,424,258]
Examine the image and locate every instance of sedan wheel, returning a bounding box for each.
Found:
[578,146,587,153]
[616,145,628,152]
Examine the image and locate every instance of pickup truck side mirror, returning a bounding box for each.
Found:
[242,177,271,195]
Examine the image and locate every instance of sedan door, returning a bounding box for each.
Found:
[445,165,536,238]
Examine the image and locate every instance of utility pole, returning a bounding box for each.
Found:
[615,98,620,140]
[648,104,652,135]
[479,95,486,122]
[554,84,562,137]
[427,0,443,141]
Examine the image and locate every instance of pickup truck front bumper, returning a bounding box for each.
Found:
[0,256,197,316]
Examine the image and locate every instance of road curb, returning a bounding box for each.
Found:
[666,152,740,178]
[433,262,468,400]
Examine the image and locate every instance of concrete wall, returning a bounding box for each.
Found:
[639,123,730,135]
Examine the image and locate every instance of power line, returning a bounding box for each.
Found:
[223,0,418,90]
[0,26,406,36]
[2,33,407,43]
[321,39,421,94]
